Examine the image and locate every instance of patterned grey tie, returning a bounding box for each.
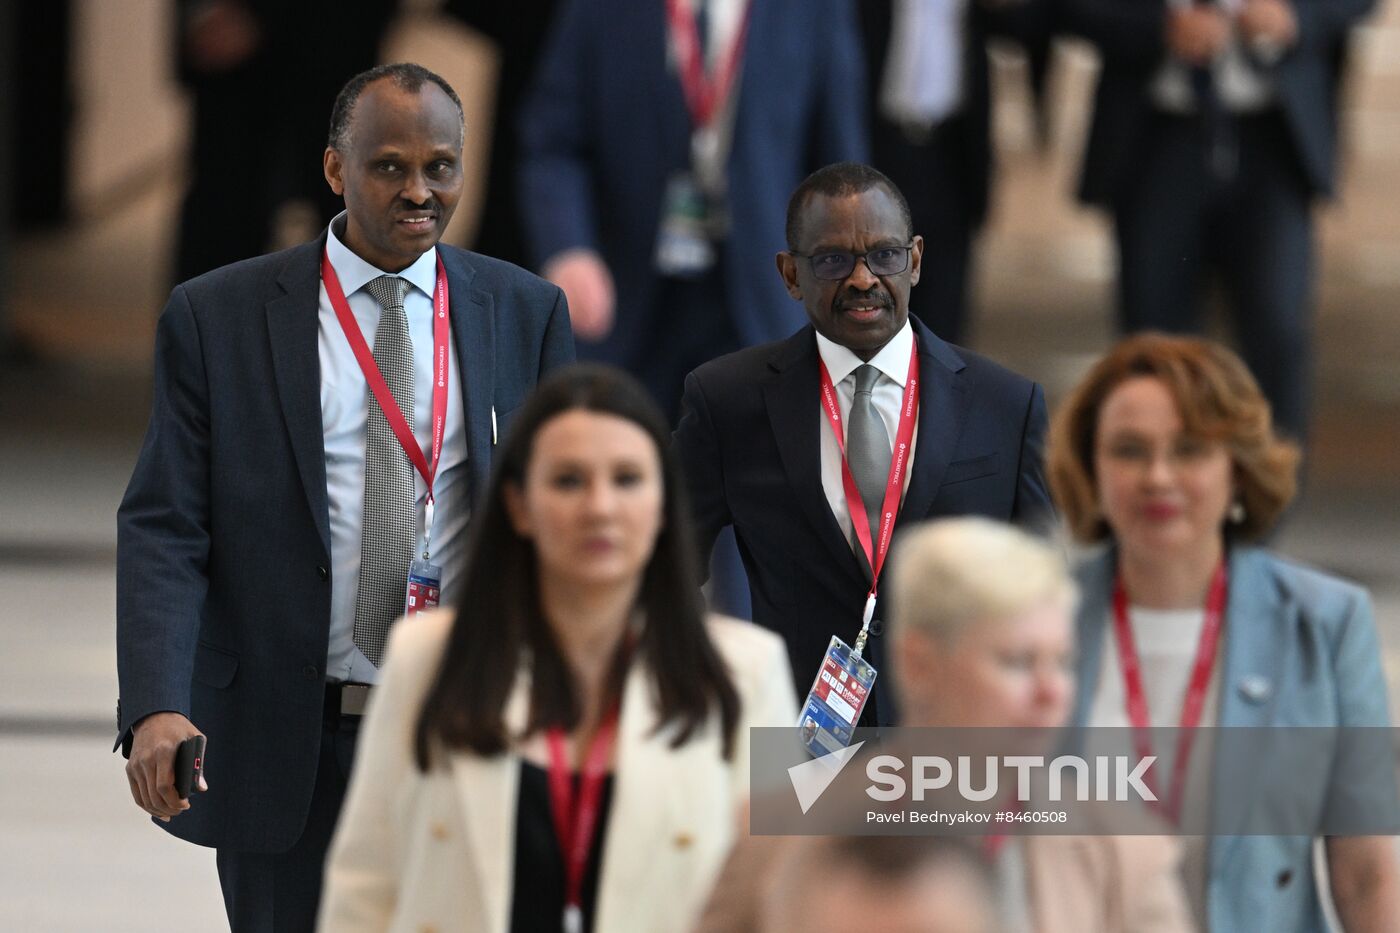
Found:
[847,364,892,580]
[353,275,416,666]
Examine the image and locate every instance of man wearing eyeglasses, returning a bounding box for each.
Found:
[674,162,1052,727]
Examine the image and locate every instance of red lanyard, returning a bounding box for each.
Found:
[321,250,451,517]
[1111,560,1227,825]
[982,832,1008,863]
[547,709,619,933]
[981,798,1022,863]
[665,0,751,129]
[818,339,920,608]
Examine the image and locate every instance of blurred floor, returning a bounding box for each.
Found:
[1,7,1398,932]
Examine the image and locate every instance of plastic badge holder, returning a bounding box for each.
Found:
[404,558,442,617]
[798,635,877,758]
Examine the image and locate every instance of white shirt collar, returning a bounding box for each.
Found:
[814,320,916,388]
[325,213,438,301]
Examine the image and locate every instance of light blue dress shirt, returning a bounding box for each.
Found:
[320,218,470,683]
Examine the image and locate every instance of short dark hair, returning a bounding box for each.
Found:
[785,162,913,250]
[327,62,464,151]
[413,364,741,768]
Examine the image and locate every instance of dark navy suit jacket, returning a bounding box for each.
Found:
[115,237,574,852]
[517,0,870,369]
[1062,0,1376,204]
[673,318,1052,725]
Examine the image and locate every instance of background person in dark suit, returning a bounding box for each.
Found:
[518,0,868,620]
[673,163,1052,727]
[517,0,868,423]
[1062,0,1377,441]
[857,0,1052,345]
[116,64,574,932]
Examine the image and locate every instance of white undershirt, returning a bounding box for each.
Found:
[814,322,920,554]
[880,0,970,127]
[1089,605,1220,929]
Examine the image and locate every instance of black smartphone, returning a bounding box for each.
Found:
[173,734,207,800]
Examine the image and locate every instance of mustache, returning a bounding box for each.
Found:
[833,289,893,314]
[395,200,441,214]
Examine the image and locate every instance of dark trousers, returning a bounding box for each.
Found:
[215,710,360,932]
[871,114,979,345]
[1112,109,1314,440]
[636,266,741,426]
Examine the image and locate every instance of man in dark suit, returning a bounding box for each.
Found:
[518,0,868,423]
[858,0,1051,345]
[673,163,1052,727]
[116,64,573,931]
[1062,0,1375,440]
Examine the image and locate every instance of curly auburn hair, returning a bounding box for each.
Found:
[1047,333,1300,543]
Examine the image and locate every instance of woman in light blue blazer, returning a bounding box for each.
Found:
[1047,334,1400,932]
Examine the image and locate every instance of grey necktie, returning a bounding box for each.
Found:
[847,364,892,580]
[353,275,416,666]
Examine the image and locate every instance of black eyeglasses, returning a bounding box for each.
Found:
[790,245,914,281]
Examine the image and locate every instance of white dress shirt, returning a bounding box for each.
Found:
[1152,0,1276,114]
[320,218,471,683]
[815,321,920,553]
[880,0,969,128]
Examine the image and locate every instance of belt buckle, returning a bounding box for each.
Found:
[341,683,373,717]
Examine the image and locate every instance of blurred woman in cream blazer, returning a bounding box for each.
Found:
[318,366,796,933]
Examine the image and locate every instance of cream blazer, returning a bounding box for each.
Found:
[318,609,798,933]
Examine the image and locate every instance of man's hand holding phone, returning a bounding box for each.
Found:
[126,712,208,822]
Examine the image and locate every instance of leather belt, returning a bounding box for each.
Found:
[325,681,374,718]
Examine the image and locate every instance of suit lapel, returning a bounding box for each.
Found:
[1069,547,1117,729]
[1217,547,1286,728]
[898,319,969,523]
[762,330,868,587]
[647,0,693,173]
[1209,547,1287,873]
[594,664,668,930]
[440,248,494,505]
[449,670,529,933]
[266,240,331,555]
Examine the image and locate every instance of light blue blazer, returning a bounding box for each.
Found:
[1071,545,1392,933]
